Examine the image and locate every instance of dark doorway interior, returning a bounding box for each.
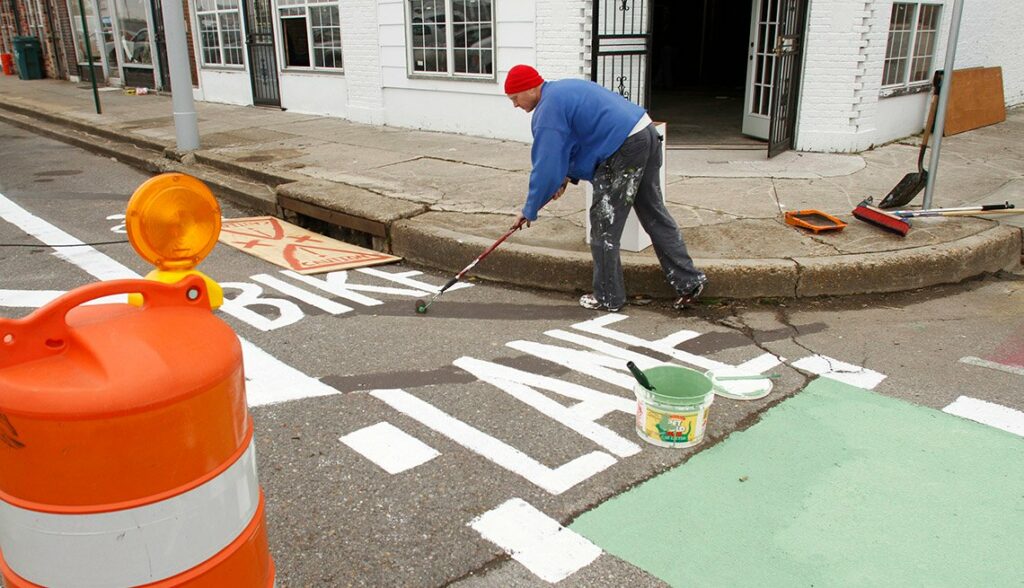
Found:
[650,0,763,147]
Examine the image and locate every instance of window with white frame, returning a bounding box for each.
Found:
[882,2,940,91]
[278,0,342,70]
[195,0,244,66]
[408,0,493,77]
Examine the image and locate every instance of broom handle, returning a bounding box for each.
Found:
[895,209,1021,218]
[917,92,939,172]
[891,202,1014,215]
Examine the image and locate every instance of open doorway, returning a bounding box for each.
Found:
[649,0,764,148]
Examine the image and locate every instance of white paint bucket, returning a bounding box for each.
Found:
[634,365,714,448]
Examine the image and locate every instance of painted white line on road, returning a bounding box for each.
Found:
[340,422,440,474]
[568,314,784,374]
[959,356,1024,377]
[0,193,138,280]
[942,396,1024,437]
[0,191,342,408]
[241,342,342,407]
[470,498,602,583]
[456,357,641,458]
[791,354,886,389]
[1,289,65,308]
[0,290,128,308]
[369,389,617,495]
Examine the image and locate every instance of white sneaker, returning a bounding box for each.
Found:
[579,294,622,312]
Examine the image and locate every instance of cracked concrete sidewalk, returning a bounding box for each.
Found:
[1,77,1021,299]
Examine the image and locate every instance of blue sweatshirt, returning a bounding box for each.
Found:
[522,79,646,221]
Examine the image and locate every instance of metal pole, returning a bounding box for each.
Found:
[159,0,198,150]
[76,0,101,114]
[922,0,964,210]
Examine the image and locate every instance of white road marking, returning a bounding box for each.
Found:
[455,357,641,458]
[959,356,1024,377]
[470,498,602,583]
[340,422,440,474]
[0,191,342,408]
[251,273,354,314]
[369,389,617,495]
[942,396,1024,437]
[790,354,886,389]
[568,314,784,374]
[0,290,127,308]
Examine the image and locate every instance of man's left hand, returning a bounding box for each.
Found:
[511,212,530,230]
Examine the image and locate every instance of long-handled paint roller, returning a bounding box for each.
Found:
[414,217,527,314]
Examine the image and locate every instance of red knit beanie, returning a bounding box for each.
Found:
[504,65,544,95]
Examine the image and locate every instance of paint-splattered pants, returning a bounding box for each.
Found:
[589,124,703,308]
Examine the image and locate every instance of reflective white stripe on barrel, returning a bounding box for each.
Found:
[0,440,260,588]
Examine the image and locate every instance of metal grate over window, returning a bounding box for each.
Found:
[408,0,493,78]
[196,0,244,66]
[882,2,940,90]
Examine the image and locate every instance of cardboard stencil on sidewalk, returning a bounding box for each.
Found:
[219,216,400,274]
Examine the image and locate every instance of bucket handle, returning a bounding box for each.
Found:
[0,277,209,369]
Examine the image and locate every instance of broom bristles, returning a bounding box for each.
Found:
[852,202,910,236]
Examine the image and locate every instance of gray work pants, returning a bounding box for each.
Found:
[589,124,703,308]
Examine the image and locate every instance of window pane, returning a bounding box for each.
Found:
[283,17,310,66]
[882,3,915,86]
[311,6,342,69]
[199,13,221,65]
[114,0,151,65]
[910,4,940,83]
[219,12,243,65]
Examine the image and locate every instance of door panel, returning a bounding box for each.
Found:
[742,0,776,139]
[591,0,652,109]
[767,0,807,157]
[243,0,280,107]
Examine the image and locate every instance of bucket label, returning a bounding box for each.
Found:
[636,404,709,446]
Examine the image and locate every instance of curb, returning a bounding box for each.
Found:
[3,98,1021,300]
[393,217,1022,299]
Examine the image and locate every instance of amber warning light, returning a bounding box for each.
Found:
[126,173,224,308]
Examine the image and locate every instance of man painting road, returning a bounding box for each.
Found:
[505,64,706,312]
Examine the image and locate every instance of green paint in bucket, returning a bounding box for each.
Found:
[634,365,714,448]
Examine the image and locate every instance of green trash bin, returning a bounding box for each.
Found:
[12,36,43,80]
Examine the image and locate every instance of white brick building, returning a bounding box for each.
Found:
[186,0,1023,154]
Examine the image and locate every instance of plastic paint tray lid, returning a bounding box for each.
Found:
[704,367,774,401]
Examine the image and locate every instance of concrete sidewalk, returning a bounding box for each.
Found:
[1,77,1021,299]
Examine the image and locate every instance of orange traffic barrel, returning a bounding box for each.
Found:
[0,276,274,587]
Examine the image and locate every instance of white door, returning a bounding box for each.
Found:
[742,0,778,139]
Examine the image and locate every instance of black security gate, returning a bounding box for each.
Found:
[767,0,808,157]
[590,0,652,109]
[243,0,280,107]
[149,0,171,90]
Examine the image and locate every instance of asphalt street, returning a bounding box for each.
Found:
[1,122,1022,587]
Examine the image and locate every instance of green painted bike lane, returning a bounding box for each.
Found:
[570,379,1024,586]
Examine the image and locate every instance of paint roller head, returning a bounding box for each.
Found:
[415,299,428,314]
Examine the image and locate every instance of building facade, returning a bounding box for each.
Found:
[2,0,1022,154]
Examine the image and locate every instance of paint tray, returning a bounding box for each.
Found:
[784,210,847,233]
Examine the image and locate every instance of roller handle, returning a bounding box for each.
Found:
[626,361,655,391]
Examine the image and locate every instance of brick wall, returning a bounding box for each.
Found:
[796,0,888,152]
[535,0,587,80]
[957,0,1024,105]
[339,0,383,122]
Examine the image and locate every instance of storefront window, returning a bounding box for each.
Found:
[196,0,244,66]
[278,0,343,70]
[97,0,120,70]
[69,0,103,62]
[113,0,152,65]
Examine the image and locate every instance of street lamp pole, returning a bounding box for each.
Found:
[922,0,965,210]
[159,0,199,150]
